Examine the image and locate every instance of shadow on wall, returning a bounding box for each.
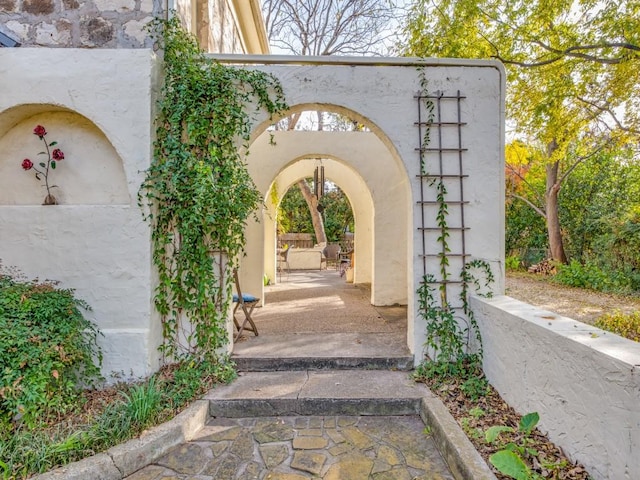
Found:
[0,105,129,206]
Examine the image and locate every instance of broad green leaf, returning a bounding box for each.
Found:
[485,425,514,443]
[489,450,532,480]
[519,412,540,435]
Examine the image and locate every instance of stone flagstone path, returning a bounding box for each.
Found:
[125,415,454,479]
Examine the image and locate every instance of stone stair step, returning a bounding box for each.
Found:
[205,370,428,417]
[231,333,414,372]
[232,356,414,372]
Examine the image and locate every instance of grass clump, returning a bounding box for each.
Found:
[1,357,236,479]
[595,311,640,342]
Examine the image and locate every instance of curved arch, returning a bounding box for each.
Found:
[264,156,373,286]
[251,102,411,182]
[241,128,410,311]
[0,104,129,205]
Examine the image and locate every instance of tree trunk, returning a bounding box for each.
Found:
[298,179,327,245]
[544,141,568,264]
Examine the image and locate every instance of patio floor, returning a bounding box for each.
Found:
[231,270,412,369]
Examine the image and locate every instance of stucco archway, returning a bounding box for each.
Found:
[218,57,505,363]
[242,129,409,308]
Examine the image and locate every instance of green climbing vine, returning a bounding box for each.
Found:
[139,17,287,360]
[415,69,494,396]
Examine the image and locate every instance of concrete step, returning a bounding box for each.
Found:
[232,356,414,371]
[231,333,414,372]
[205,370,427,417]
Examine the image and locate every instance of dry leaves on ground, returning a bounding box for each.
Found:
[422,375,590,480]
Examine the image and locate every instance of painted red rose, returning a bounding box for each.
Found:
[33,125,47,138]
[22,158,33,170]
[52,149,64,160]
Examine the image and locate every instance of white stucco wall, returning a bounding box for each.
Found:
[473,295,640,480]
[1,52,504,376]
[218,57,505,360]
[0,48,160,379]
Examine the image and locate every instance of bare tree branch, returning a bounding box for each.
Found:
[507,192,547,219]
[558,143,608,186]
[492,40,639,67]
[262,0,397,56]
[505,162,545,207]
[576,97,640,135]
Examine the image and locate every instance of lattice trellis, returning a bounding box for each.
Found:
[416,90,469,305]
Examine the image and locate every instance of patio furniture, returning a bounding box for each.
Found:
[339,249,353,277]
[321,243,341,270]
[232,268,259,341]
[277,245,290,281]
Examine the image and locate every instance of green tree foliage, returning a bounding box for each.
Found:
[505,142,640,291]
[279,180,354,243]
[403,0,640,263]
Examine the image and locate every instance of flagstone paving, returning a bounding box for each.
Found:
[125,415,454,479]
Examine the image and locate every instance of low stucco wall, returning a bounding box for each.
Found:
[287,247,324,270]
[472,295,640,480]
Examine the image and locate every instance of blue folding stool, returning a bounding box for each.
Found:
[232,269,259,341]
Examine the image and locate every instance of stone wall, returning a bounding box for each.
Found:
[0,0,160,47]
[472,295,640,480]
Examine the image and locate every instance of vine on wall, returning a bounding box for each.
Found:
[139,17,287,360]
[415,70,494,384]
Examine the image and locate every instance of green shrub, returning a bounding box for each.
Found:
[554,259,640,294]
[554,260,608,290]
[505,255,522,271]
[0,274,102,429]
[595,311,640,342]
[413,354,488,401]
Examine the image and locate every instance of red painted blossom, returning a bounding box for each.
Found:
[21,158,33,170]
[33,125,47,138]
[52,149,64,160]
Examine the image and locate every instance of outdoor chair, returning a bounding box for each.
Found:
[277,245,291,281]
[321,243,341,270]
[232,268,259,341]
[339,249,353,277]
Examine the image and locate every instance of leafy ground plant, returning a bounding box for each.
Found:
[414,370,589,480]
[0,270,102,429]
[486,412,541,479]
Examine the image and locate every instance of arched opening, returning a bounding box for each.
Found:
[273,168,356,270]
[234,103,411,353]
[263,156,372,288]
